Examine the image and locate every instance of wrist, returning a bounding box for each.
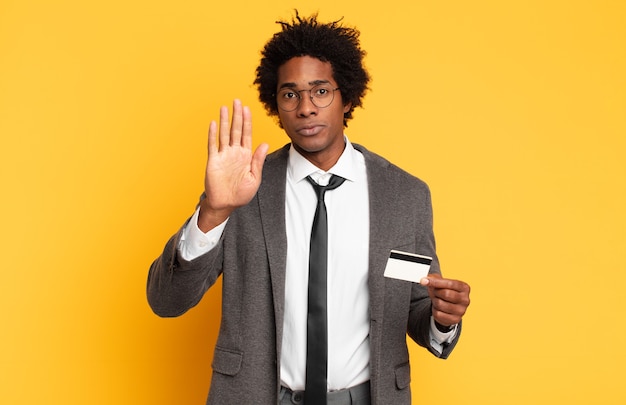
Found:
[198,200,232,233]
[434,320,455,333]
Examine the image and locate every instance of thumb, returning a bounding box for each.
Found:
[250,143,269,178]
[420,272,442,286]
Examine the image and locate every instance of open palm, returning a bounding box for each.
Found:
[199,100,269,231]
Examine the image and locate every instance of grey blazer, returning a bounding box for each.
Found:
[147,143,461,404]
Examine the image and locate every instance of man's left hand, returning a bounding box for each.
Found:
[420,274,471,328]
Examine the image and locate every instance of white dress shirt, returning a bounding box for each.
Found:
[280,139,370,391]
[179,137,457,391]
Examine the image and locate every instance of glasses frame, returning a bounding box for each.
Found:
[276,85,341,112]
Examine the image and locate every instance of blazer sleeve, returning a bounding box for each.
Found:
[404,180,462,359]
[146,216,224,317]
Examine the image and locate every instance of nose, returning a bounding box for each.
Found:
[296,91,318,117]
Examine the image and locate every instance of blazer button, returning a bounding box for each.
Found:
[292,391,303,402]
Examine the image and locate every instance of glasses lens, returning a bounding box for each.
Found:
[277,89,300,111]
[276,86,336,111]
[310,85,334,108]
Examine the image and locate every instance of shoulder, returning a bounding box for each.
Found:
[259,144,289,184]
[264,143,290,164]
[262,143,294,175]
[353,143,431,193]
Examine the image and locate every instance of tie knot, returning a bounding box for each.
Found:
[306,175,345,200]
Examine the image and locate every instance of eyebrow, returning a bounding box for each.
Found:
[277,79,331,90]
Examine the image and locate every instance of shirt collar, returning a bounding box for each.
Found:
[288,136,360,184]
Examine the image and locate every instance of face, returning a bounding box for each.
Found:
[276,56,352,170]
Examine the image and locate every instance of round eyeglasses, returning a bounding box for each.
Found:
[276,85,340,112]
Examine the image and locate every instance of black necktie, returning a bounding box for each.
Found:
[304,174,345,404]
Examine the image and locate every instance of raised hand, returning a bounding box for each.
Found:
[198,99,269,232]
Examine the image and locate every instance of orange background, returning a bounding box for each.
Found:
[1,1,625,404]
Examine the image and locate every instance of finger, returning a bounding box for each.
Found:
[230,99,243,146]
[430,287,466,304]
[432,304,467,324]
[421,276,470,293]
[207,120,218,156]
[432,308,463,327]
[432,294,468,320]
[431,288,470,308]
[218,105,230,151]
[432,297,454,314]
[241,105,253,149]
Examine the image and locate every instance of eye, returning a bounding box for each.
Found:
[314,87,330,97]
[280,90,299,99]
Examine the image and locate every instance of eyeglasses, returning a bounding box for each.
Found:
[276,85,340,112]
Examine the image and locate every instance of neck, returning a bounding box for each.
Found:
[292,143,346,172]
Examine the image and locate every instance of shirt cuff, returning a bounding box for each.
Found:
[179,207,228,261]
[428,316,458,355]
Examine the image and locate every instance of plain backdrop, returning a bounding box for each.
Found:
[1,1,625,403]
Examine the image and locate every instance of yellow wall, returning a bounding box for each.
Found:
[1,1,624,403]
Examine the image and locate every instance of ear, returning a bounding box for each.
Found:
[342,101,352,113]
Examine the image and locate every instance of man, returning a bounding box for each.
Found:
[147,12,470,405]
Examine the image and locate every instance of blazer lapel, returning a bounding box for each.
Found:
[257,144,290,357]
[354,145,396,324]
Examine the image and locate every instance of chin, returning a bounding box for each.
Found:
[300,131,346,152]
[292,138,327,153]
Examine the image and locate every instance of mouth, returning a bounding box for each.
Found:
[296,124,324,136]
